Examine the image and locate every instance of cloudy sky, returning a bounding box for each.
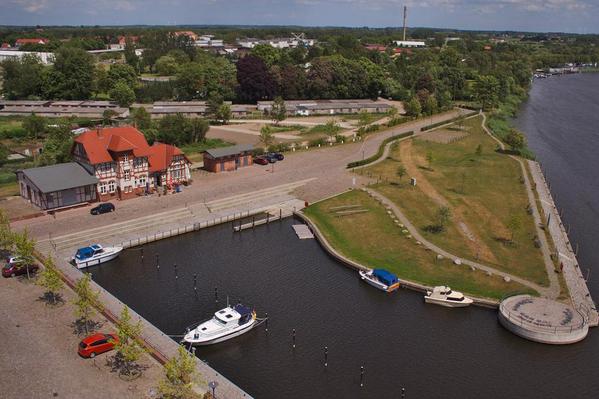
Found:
[1,0,597,33]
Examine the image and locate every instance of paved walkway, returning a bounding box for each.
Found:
[364,188,552,296]
[528,161,598,326]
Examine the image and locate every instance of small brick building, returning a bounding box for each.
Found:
[203,144,254,173]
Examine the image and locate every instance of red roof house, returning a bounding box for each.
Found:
[15,38,49,46]
[72,126,191,200]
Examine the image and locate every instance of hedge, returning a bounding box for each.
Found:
[346,131,414,169]
[420,111,478,131]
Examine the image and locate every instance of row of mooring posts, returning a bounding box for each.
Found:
[139,249,408,392]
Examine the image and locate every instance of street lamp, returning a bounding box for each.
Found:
[208,381,218,398]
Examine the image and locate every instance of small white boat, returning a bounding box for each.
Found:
[425,286,473,308]
[359,269,400,292]
[183,304,257,346]
[72,244,123,269]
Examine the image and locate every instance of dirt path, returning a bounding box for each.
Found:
[399,139,498,263]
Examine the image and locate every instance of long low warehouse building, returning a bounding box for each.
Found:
[257,99,393,116]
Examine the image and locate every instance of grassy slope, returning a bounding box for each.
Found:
[362,116,549,286]
[305,190,536,300]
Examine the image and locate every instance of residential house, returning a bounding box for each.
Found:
[15,38,49,47]
[72,126,191,200]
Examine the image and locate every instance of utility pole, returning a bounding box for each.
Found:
[402,6,407,42]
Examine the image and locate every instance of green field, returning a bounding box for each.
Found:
[361,115,549,286]
[304,190,536,300]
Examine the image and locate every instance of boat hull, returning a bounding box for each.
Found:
[424,296,473,308]
[74,247,123,269]
[184,319,257,346]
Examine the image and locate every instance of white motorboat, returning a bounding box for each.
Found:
[424,286,473,308]
[72,244,123,269]
[359,269,400,292]
[183,304,257,346]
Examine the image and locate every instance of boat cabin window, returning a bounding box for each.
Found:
[447,296,464,302]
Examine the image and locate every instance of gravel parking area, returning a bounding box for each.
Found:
[0,275,163,399]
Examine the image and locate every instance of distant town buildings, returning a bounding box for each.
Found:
[394,40,426,48]
[15,38,49,47]
[0,100,128,118]
[237,37,315,49]
[0,50,55,65]
[109,35,140,50]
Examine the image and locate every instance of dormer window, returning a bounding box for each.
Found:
[123,154,129,162]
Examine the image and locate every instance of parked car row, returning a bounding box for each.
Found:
[254,152,285,165]
[2,256,39,278]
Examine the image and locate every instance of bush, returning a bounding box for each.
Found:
[0,126,27,140]
[267,143,291,153]
[357,124,380,135]
[347,131,414,168]
[309,138,326,147]
[0,173,16,184]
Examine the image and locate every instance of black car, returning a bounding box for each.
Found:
[91,203,115,215]
[267,152,285,161]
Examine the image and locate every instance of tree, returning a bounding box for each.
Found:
[426,151,434,169]
[131,107,152,130]
[107,63,138,90]
[0,209,13,253]
[259,125,275,149]
[507,214,522,243]
[236,55,276,102]
[37,256,64,305]
[124,39,139,72]
[158,346,200,399]
[357,110,371,128]
[22,113,46,139]
[187,118,209,143]
[13,229,36,280]
[270,96,287,125]
[206,92,224,119]
[109,81,136,108]
[397,165,407,182]
[505,129,527,152]
[73,273,103,335]
[0,54,46,99]
[46,47,95,99]
[423,95,438,116]
[112,306,144,378]
[404,97,421,117]
[435,206,452,232]
[323,119,340,143]
[156,55,179,76]
[102,109,119,126]
[474,75,500,111]
[215,104,232,124]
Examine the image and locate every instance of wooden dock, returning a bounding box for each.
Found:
[292,224,314,239]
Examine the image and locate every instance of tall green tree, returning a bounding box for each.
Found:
[259,125,275,149]
[109,81,136,107]
[0,54,46,99]
[37,256,64,305]
[131,107,152,130]
[270,96,287,125]
[474,75,500,111]
[13,229,36,280]
[216,104,232,124]
[107,63,138,89]
[38,123,74,166]
[505,129,527,152]
[113,306,144,377]
[0,209,13,253]
[46,47,95,99]
[22,113,46,139]
[158,346,200,399]
[73,273,103,335]
[404,97,422,117]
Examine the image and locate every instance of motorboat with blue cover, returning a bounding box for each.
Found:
[183,304,257,345]
[72,244,123,269]
[359,268,400,292]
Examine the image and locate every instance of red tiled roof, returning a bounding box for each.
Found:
[118,35,140,45]
[74,126,152,164]
[16,38,49,45]
[1,43,10,48]
[146,143,188,173]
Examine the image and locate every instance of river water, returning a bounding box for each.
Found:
[91,76,599,399]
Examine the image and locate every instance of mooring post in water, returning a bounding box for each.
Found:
[324,346,328,367]
[265,312,268,332]
[155,254,160,269]
[140,248,144,263]
[292,329,296,348]
[193,274,197,291]
[279,208,282,221]
[401,387,405,398]
[214,287,218,302]
[174,263,178,279]
[267,213,270,224]
[252,216,255,228]
[360,366,364,387]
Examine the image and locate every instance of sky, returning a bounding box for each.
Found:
[0,0,598,34]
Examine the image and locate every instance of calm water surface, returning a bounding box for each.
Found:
[92,76,599,398]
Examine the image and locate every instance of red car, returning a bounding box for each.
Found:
[2,262,39,278]
[78,333,119,358]
[254,156,269,165]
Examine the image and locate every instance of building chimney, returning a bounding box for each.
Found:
[403,5,407,42]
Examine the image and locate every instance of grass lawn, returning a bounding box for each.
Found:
[0,181,19,198]
[304,190,537,300]
[180,138,233,162]
[360,115,549,287]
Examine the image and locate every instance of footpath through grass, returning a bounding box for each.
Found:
[361,115,549,287]
[304,190,536,300]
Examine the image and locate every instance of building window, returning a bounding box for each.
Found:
[133,158,145,169]
[124,170,130,180]
[123,154,129,162]
[139,176,146,187]
[99,183,107,194]
[108,181,116,193]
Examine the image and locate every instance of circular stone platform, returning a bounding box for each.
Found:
[498,295,589,344]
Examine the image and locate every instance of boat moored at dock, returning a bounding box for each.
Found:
[72,244,123,269]
[425,286,473,308]
[359,269,400,292]
[183,304,257,345]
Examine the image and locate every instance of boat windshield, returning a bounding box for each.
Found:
[447,296,464,302]
[213,316,227,326]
